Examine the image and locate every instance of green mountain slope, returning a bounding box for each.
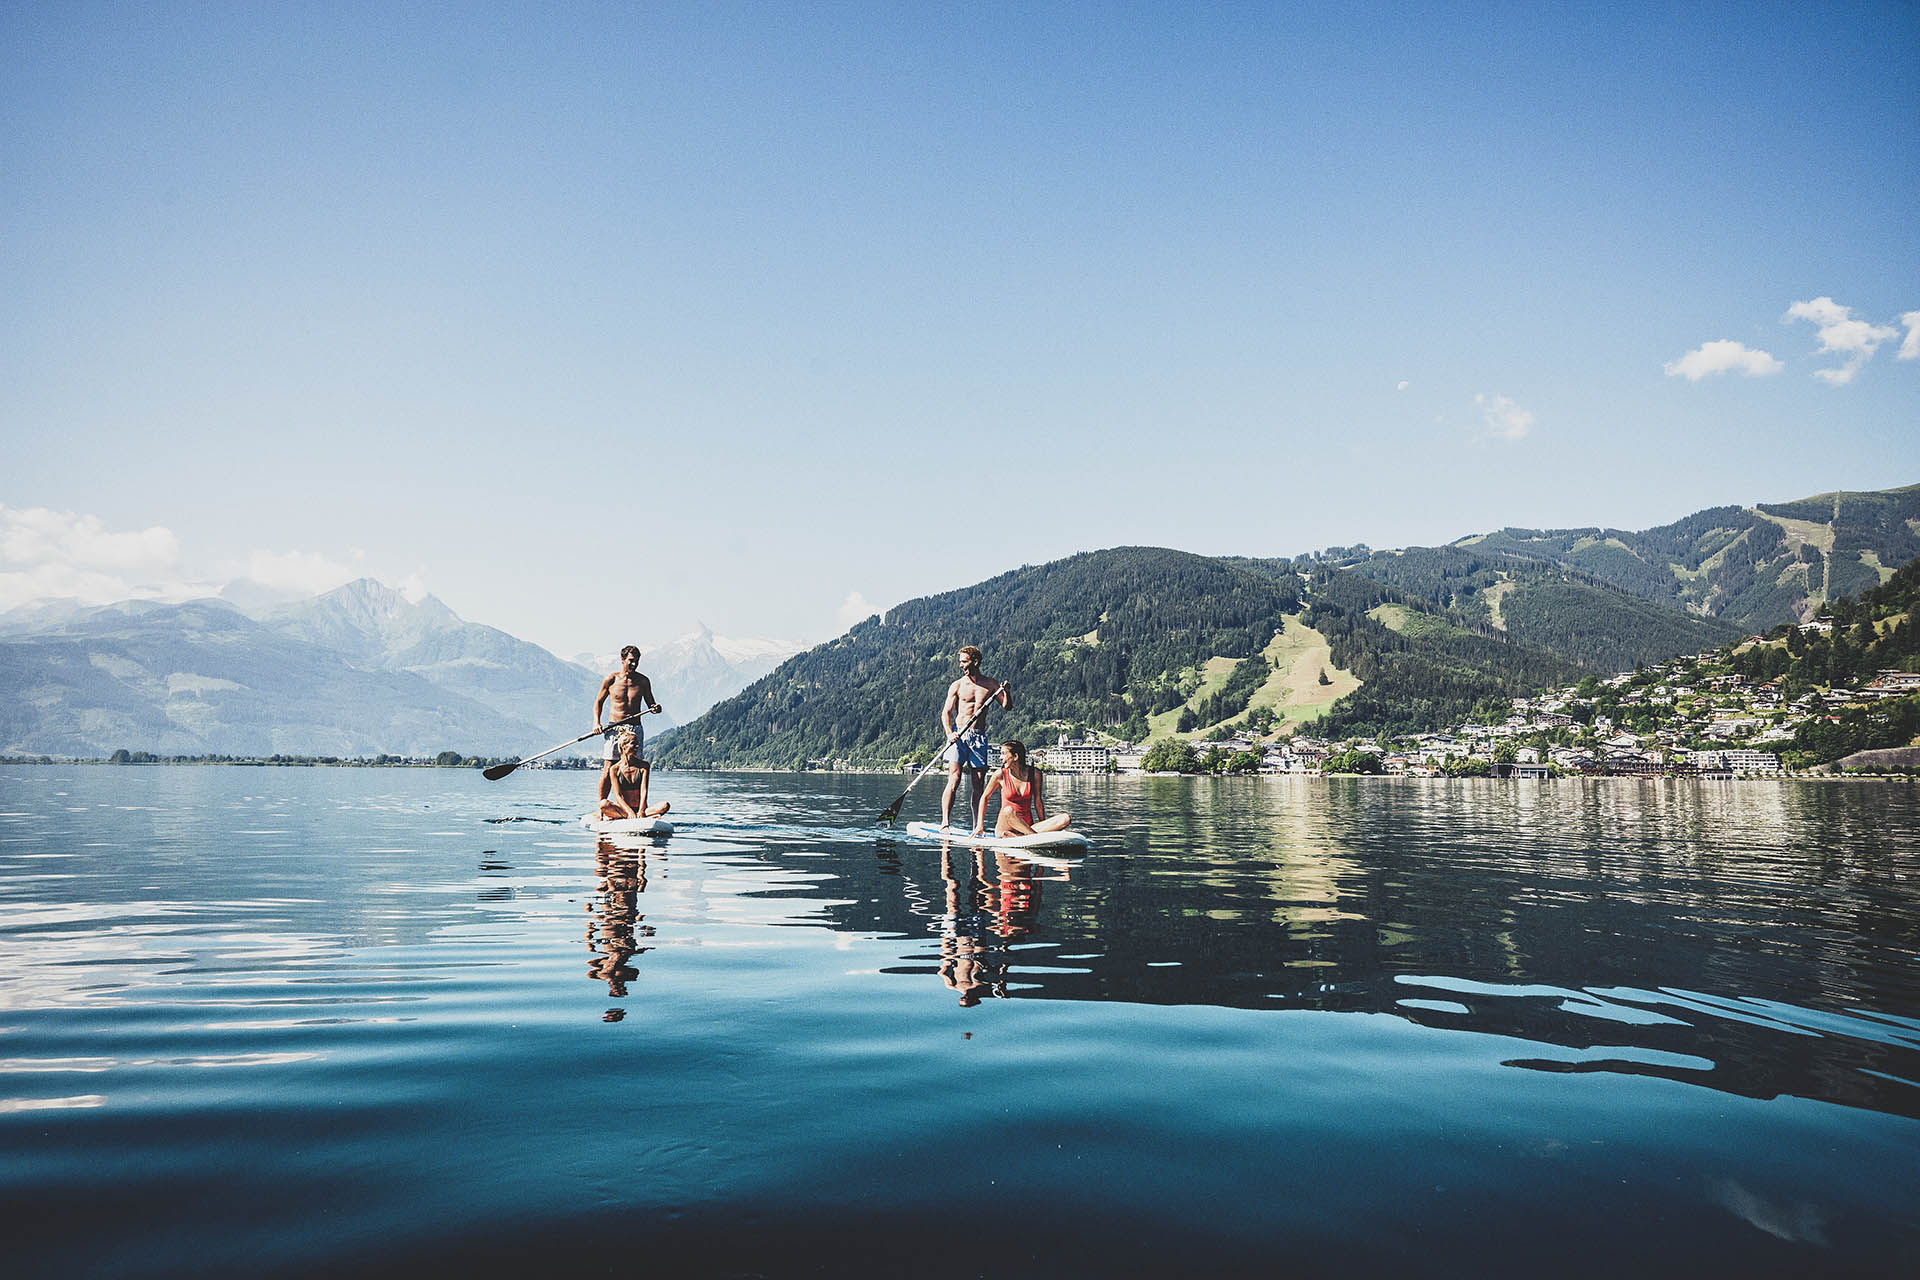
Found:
[1255,546,1745,674]
[661,486,1915,766]
[1409,483,1920,632]
[658,548,1304,768]
[663,549,1616,766]
[1232,563,1591,738]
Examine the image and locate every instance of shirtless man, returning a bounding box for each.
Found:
[594,646,663,803]
[938,645,1010,828]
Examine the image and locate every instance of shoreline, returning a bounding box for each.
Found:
[4,759,1911,781]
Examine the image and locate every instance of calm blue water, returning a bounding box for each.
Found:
[2,765,1916,1277]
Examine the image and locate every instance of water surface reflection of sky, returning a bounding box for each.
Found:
[2,767,1916,1277]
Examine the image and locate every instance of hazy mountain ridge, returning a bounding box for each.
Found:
[627,624,797,723]
[0,599,552,757]
[264,580,602,740]
[0,581,801,758]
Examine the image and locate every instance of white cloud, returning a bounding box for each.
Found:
[0,506,203,613]
[1664,339,1783,381]
[0,505,375,616]
[1899,311,1920,361]
[0,506,178,573]
[1396,380,1409,392]
[232,549,360,596]
[836,590,877,630]
[1784,296,1899,385]
[1474,393,1534,442]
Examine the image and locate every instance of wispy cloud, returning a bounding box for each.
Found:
[0,505,373,616]
[1900,311,1920,362]
[0,506,178,573]
[0,506,199,613]
[1784,296,1899,385]
[836,590,877,631]
[1664,339,1783,381]
[1474,393,1534,442]
[230,548,361,596]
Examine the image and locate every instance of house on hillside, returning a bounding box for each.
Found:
[1864,670,1920,697]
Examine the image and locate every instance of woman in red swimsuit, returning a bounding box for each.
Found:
[973,740,1072,838]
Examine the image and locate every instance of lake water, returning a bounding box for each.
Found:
[3,765,1917,1277]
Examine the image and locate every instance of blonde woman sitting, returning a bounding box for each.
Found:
[973,740,1070,838]
[597,728,671,820]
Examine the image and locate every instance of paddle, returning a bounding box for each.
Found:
[482,709,655,781]
[878,683,1008,826]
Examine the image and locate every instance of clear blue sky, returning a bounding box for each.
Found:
[5,1,1916,658]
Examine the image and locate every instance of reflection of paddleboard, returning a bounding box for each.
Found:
[581,814,673,837]
[904,821,1086,852]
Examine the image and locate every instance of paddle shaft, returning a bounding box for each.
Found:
[482,709,653,781]
[878,682,1008,823]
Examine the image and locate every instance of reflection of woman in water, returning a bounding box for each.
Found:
[974,740,1071,838]
[598,728,671,821]
[586,839,654,1003]
[985,852,1040,939]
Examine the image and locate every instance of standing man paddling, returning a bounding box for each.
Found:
[939,645,1010,829]
[594,645,663,807]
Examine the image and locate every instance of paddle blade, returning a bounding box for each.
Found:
[482,761,520,781]
[877,798,903,826]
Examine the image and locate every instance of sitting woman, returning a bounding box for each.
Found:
[974,739,1070,838]
[597,728,671,820]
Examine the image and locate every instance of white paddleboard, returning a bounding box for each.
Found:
[581,814,674,837]
[903,821,1087,852]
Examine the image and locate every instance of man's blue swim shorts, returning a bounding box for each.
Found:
[943,728,993,770]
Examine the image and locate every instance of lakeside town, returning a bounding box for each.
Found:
[1025,629,1920,779]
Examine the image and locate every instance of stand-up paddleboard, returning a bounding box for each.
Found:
[903,821,1087,852]
[581,814,673,838]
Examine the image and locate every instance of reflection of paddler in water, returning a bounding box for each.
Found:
[973,739,1071,839]
[937,842,1063,1005]
[598,728,671,821]
[936,846,1004,1006]
[586,838,655,1001]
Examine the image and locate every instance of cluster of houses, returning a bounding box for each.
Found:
[1028,664,1920,780]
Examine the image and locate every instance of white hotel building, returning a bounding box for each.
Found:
[1038,741,1113,772]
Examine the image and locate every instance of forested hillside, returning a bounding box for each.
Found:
[1239,551,1743,676]
[1336,483,1920,633]
[657,548,1303,768]
[1238,564,1591,738]
[664,550,1653,767]
[1736,555,1920,764]
[659,486,1916,768]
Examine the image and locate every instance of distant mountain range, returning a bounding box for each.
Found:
[0,580,797,758]
[5,484,1912,761]
[661,483,1919,767]
[622,624,796,724]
